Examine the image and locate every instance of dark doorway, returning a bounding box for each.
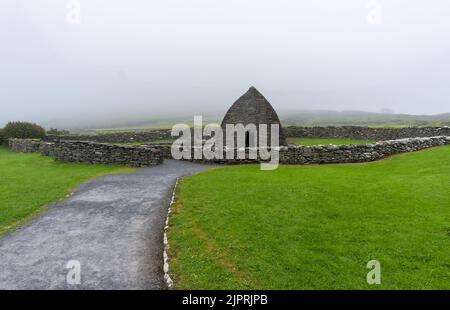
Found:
[245,131,250,148]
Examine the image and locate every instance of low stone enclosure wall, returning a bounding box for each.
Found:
[8,139,163,167]
[279,136,450,164]
[152,136,450,164]
[13,136,450,166]
[44,129,172,143]
[43,126,450,143]
[283,126,450,140]
[7,139,42,153]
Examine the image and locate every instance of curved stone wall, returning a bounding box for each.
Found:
[9,132,450,167]
[153,136,450,165]
[43,126,450,144]
[279,136,450,164]
[44,130,172,143]
[48,141,163,167]
[283,126,450,140]
[9,139,163,167]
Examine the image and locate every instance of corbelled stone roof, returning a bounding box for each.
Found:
[221,86,286,145]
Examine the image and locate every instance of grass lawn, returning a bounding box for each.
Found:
[169,145,450,289]
[287,137,374,145]
[0,146,133,235]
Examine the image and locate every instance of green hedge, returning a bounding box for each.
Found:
[3,121,46,141]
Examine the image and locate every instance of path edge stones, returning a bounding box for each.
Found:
[163,178,178,289]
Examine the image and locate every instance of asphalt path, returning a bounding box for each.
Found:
[0,160,209,289]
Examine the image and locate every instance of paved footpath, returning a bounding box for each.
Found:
[0,160,209,289]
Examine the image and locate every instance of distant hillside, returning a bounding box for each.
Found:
[60,110,450,133]
[278,110,450,127]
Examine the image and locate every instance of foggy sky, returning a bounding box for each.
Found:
[1,0,450,128]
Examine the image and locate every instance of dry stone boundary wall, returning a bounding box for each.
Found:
[43,126,450,144]
[8,126,450,166]
[283,126,450,140]
[8,139,163,167]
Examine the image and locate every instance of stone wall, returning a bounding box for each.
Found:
[152,136,450,165]
[8,139,42,153]
[279,136,450,164]
[283,126,450,141]
[44,129,172,143]
[167,147,275,165]
[142,144,173,159]
[43,126,450,144]
[8,139,163,167]
[48,141,163,167]
[9,134,450,167]
[39,142,56,157]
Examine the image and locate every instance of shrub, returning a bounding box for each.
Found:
[3,121,46,140]
[0,128,4,145]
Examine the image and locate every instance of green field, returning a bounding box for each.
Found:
[169,145,450,289]
[287,137,374,145]
[80,110,449,132]
[0,147,133,235]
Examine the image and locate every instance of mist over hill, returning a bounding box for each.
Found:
[36,109,450,133]
[278,110,450,127]
[3,2,450,132]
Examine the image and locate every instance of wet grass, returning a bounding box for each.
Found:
[169,145,450,289]
[0,146,133,235]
